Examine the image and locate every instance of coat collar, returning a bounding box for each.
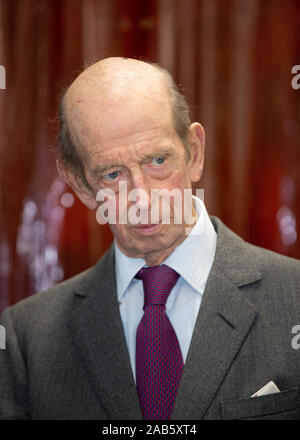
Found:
[209,216,262,287]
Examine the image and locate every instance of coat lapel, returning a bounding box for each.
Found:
[68,246,143,419]
[171,217,262,420]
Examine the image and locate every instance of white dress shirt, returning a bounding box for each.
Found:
[114,196,217,383]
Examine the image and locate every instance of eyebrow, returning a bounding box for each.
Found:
[91,163,121,176]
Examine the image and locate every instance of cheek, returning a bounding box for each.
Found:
[167,164,192,189]
[163,172,191,220]
[164,172,191,205]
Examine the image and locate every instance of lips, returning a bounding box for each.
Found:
[133,223,160,228]
[131,222,162,235]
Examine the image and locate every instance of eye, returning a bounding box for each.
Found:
[103,170,120,181]
[152,155,166,165]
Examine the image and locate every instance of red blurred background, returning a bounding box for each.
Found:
[0,0,300,313]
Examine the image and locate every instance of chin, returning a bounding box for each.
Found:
[133,235,178,255]
[116,226,185,257]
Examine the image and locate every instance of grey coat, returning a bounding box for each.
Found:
[1,216,300,420]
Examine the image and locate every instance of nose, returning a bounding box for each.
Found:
[128,167,152,223]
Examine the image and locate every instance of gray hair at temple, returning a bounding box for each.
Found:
[57,63,192,189]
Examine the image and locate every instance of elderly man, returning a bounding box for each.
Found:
[0,58,300,420]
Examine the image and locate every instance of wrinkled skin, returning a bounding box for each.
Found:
[57,57,205,266]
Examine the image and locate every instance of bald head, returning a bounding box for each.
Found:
[66,57,168,105]
[57,57,191,186]
[65,58,172,154]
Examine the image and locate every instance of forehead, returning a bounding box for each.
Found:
[91,128,179,175]
[65,80,175,161]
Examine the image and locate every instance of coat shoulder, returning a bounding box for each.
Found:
[244,239,300,270]
[0,245,115,333]
[3,266,93,318]
[244,242,300,293]
[210,215,300,286]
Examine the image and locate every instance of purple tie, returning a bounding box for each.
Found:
[135,264,183,420]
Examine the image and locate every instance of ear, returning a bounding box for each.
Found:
[187,122,205,183]
[56,159,97,210]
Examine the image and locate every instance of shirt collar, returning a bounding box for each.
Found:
[163,196,217,293]
[114,196,217,300]
[114,242,145,301]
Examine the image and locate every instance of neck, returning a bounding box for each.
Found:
[144,232,188,266]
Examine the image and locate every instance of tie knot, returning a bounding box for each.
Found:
[135,264,179,308]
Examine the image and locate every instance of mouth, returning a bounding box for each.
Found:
[130,221,162,235]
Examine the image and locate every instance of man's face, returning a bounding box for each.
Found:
[64,75,203,263]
